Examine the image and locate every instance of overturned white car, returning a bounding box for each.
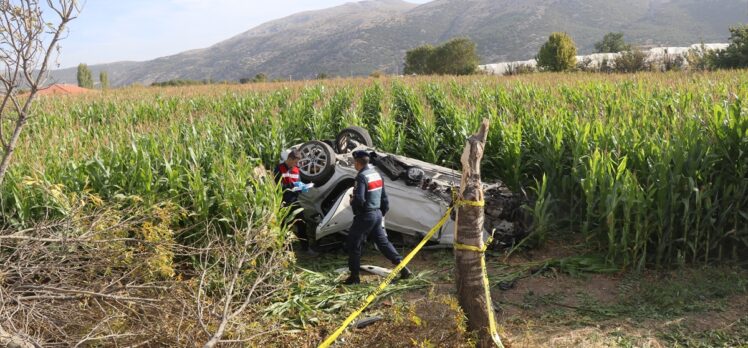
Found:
[291,126,527,249]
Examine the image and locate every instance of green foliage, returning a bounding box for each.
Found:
[655,51,686,72]
[240,73,268,84]
[2,72,747,271]
[614,50,649,73]
[360,83,384,133]
[594,32,630,53]
[404,38,479,76]
[151,79,232,87]
[536,32,577,72]
[262,267,429,329]
[404,45,435,75]
[505,62,536,75]
[622,268,748,318]
[662,317,748,347]
[686,44,718,71]
[522,174,553,247]
[76,63,93,88]
[99,71,109,89]
[711,25,748,69]
[430,38,479,75]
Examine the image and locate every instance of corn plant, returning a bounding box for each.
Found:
[0,71,745,271]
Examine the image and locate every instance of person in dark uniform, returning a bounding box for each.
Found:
[344,150,411,285]
[274,149,316,255]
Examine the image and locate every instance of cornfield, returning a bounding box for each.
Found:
[2,71,746,270]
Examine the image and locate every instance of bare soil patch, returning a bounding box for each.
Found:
[294,242,748,347]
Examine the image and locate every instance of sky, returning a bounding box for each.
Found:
[53,0,431,69]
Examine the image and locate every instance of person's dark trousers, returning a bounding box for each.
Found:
[346,210,402,279]
[293,218,309,250]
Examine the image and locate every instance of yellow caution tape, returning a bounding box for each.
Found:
[453,230,495,253]
[458,199,485,207]
[318,199,503,348]
[480,248,504,347]
[318,205,454,348]
[453,242,488,252]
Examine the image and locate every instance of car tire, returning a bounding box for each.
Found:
[335,126,373,154]
[298,140,336,186]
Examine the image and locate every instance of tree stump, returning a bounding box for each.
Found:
[455,119,503,347]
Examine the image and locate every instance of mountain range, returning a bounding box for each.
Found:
[50,0,748,86]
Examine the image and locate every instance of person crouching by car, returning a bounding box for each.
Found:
[274,149,317,256]
[343,150,411,285]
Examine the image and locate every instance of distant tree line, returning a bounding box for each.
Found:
[80,24,748,90]
[151,79,237,87]
[517,24,748,75]
[239,73,267,84]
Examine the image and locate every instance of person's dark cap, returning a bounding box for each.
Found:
[352,150,370,159]
[287,149,300,160]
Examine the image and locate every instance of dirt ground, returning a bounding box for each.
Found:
[294,240,748,348]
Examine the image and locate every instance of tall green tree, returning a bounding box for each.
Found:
[712,25,748,69]
[594,32,630,53]
[99,71,109,89]
[77,63,93,88]
[430,37,479,75]
[537,32,577,72]
[404,44,435,75]
[404,38,479,75]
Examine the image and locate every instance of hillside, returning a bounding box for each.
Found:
[50,0,748,86]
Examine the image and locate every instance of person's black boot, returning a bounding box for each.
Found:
[400,267,412,280]
[343,275,360,285]
[305,247,319,257]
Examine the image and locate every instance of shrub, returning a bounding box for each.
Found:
[505,62,536,75]
[537,32,577,72]
[404,45,435,75]
[614,50,649,73]
[404,38,479,75]
[711,25,748,69]
[594,32,631,53]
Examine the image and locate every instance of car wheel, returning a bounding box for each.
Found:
[335,126,373,154]
[298,140,336,186]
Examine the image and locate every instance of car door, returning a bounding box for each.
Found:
[384,182,449,242]
[315,187,354,239]
[315,175,455,244]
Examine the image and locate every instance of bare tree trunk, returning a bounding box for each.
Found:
[0,114,27,184]
[454,119,502,347]
[0,0,79,185]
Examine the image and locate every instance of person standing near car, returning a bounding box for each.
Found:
[275,149,317,255]
[344,150,411,285]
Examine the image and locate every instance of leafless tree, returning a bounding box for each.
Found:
[197,217,292,348]
[0,0,79,185]
[454,119,504,347]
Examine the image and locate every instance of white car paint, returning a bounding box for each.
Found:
[294,143,492,246]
